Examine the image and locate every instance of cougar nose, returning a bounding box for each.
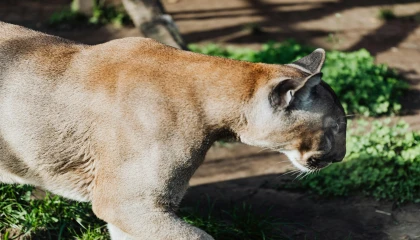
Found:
[315,152,344,164]
[330,152,345,162]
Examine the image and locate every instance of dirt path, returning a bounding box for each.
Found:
[185,177,420,240]
[1,1,420,239]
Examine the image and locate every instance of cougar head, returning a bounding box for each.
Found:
[240,49,347,172]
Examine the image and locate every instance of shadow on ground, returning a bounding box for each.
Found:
[171,0,420,54]
[183,172,420,240]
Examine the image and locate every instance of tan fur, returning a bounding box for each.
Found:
[0,22,346,239]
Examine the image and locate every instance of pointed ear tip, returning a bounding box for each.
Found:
[314,48,325,55]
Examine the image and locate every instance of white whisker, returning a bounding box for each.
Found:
[280,170,297,176]
[293,171,305,181]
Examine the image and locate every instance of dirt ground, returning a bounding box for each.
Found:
[1,0,420,239]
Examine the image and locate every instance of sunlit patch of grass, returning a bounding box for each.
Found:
[0,184,107,239]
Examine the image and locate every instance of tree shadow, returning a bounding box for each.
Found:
[176,0,419,56]
[348,13,420,55]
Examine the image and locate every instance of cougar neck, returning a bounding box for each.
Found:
[193,57,280,135]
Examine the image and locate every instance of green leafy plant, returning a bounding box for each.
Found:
[48,8,88,27]
[378,8,397,21]
[48,0,131,28]
[293,120,420,204]
[89,1,131,27]
[323,49,407,116]
[190,41,408,116]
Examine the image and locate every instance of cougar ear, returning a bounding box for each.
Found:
[289,48,325,74]
[269,79,300,110]
[270,49,326,110]
[269,73,323,109]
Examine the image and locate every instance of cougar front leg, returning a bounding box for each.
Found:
[106,212,213,240]
[91,149,213,240]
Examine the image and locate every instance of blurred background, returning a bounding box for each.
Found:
[1,0,420,239]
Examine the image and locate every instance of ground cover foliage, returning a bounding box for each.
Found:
[48,0,131,28]
[1,41,417,239]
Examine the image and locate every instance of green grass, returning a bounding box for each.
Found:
[0,184,107,239]
[190,41,408,116]
[291,120,420,204]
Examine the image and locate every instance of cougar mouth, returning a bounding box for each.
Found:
[282,150,332,172]
[307,157,331,169]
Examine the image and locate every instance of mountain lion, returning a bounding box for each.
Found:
[0,22,346,239]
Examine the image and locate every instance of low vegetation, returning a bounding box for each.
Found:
[377,8,397,21]
[0,184,106,239]
[0,185,292,239]
[48,0,131,28]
